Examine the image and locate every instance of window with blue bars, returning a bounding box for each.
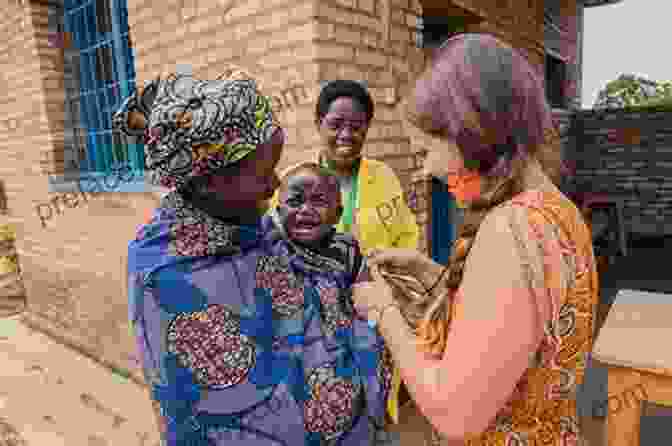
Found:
[61,0,142,181]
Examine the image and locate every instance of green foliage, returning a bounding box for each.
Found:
[614,97,672,113]
[594,74,672,110]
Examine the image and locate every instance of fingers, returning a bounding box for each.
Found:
[366,248,396,266]
[352,281,376,293]
[366,248,382,261]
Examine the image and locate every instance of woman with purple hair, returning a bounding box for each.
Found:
[351,33,599,445]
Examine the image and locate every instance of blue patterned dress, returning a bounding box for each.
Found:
[127,191,392,446]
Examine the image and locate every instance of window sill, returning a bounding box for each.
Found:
[47,172,161,194]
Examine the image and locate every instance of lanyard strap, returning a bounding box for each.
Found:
[319,155,360,233]
[341,175,359,233]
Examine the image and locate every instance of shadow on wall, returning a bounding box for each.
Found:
[0,224,26,318]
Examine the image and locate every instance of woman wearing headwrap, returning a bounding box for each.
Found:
[115,71,393,445]
[351,34,598,445]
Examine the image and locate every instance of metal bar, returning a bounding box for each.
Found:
[109,0,141,172]
[110,0,130,101]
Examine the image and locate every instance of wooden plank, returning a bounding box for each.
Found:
[593,290,672,374]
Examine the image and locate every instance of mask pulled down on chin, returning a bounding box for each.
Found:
[434,170,482,206]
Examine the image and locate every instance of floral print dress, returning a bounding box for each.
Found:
[393,190,598,446]
[127,191,392,446]
[462,191,599,446]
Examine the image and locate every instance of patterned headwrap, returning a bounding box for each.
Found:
[113,70,281,190]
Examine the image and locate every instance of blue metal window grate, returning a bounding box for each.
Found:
[62,0,142,176]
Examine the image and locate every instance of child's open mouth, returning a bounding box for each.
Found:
[291,220,321,239]
[294,221,319,230]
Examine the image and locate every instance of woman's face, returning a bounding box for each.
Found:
[208,128,285,209]
[423,137,482,205]
[317,97,369,170]
[422,137,464,181]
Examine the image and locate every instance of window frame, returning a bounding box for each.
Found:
[416,14,472,50]
[51,0,146,193]
[545,49,568,109]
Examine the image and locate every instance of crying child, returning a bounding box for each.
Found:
[264,162,409,430]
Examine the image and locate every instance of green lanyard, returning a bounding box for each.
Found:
[320,156,360,233]
[341,175,359,233]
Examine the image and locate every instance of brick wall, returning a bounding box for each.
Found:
[0,0,149,384]
[462,0,545,74]
[572,109,672,236]
[0,0,567,384]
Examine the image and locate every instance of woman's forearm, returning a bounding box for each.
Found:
[377,301,471,443]
[377,304,442,407]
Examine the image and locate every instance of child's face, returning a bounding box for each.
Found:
[278,171,342,244]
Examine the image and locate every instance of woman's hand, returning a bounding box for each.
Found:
[368,248,425,271]
[368,248,443,289]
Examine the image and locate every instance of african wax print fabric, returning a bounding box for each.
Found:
[128,197,393,445]
[122,71,391,445]
[113,72,280,190]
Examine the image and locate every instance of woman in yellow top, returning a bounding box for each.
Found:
[270,80,419,256]
[351,33,599,446]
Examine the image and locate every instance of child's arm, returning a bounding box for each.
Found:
[353,259,372,284]
[350,237,371,285]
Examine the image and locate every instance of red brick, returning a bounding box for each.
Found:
[316,42,355,61]
[335,0,356,8]
[316,3,357,26]
[226,0,264,21]
[355,48,387,67]
[358,0,376,14]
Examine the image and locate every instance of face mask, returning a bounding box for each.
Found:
[437,169,482,206]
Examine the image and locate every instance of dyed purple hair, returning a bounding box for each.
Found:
[407,33,564,179]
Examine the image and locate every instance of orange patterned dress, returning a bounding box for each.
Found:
[456,190,599,446]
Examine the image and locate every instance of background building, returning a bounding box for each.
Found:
[0,0,619,387]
